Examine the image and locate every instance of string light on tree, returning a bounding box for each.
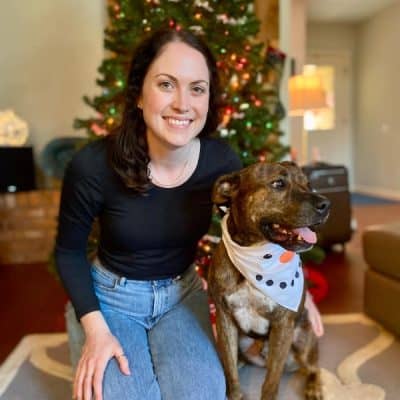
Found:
[115,79,124,88]
[230,74,239,90]
[265,121,273,130]
[258,151,267,162]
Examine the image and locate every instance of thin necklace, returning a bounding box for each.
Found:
[148,141,195,188]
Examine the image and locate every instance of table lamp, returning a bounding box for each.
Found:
[289,70,328,164]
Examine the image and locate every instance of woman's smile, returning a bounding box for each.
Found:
[163,116,193,128]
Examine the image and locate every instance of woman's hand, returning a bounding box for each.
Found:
[304,291,324,337]
[73,311,131,400]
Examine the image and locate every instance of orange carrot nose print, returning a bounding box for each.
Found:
[280,251,295,263]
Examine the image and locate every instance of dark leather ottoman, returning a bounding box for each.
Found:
[363,223,400,336]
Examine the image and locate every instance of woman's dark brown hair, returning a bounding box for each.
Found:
[107,27,221,193]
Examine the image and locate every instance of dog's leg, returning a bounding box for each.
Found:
[304,342,323,400]
[261,316,295,400]
[292,321,323,400]
[215,304,243,400]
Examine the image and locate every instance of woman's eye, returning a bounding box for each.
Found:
[191,86,206,95]
[159,81,174,90]
[271,179,285,189]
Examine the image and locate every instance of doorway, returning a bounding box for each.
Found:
[305,51,354,187]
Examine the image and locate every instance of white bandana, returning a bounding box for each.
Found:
[221,214,304,312]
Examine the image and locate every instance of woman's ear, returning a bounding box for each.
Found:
[212,171,241,205]
[137,96,143,109]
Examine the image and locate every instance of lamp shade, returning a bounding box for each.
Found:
[289,73,327,116]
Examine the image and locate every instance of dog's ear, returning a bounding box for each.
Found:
[212,171,241,205]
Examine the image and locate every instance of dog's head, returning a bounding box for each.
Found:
[213,161,330,252]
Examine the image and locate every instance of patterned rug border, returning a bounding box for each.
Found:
[0,313,395,399]
[0,333,72,396]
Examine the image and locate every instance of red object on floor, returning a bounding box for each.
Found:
[303,265,329,303]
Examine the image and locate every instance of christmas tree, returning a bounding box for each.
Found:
[74,0,289,165]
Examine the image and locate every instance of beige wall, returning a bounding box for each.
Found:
[307,23,357,53]
[354,2,400,198]
[279,0,307,152]
[0,1,105,157]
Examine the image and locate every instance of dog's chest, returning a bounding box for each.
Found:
[224,280,277,335]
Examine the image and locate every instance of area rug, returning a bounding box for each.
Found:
[0,314,399,400]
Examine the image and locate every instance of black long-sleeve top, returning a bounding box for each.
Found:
[55,136,242,319]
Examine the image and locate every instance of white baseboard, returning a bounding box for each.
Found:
[353,185,400,201]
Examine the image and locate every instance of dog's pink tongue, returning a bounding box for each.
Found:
[294,227,317,244]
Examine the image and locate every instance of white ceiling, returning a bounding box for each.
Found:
[307,0,399,22]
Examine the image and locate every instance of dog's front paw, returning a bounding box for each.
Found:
[227,388,243,400]
[305,380,323,400]
[304,370,323,400]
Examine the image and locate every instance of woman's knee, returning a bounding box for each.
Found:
[198,360,226,400]
[102,358,161,400]
[157,351,226,400]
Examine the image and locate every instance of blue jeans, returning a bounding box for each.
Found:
[90,262,226,400]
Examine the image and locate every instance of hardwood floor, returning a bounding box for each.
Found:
[1,203,399,364]
[0,262,68,363]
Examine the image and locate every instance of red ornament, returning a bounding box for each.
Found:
[303,266,329,304]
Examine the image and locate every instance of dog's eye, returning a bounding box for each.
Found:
[271,179,285,190]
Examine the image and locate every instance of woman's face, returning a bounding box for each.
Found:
[138,41,210,149]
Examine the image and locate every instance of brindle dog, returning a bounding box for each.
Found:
[208,162,330,400]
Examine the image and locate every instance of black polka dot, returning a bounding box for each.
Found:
[266,279,274,286]
[298,261,302,268]
[263,253,272,259]
[291,280,294,286]
[280,282,287,289]
[295,271,300,278]
[256,274,263,281]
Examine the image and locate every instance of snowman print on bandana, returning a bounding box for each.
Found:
[221,214,304,312]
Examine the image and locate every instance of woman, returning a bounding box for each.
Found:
[56,28,323,400]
